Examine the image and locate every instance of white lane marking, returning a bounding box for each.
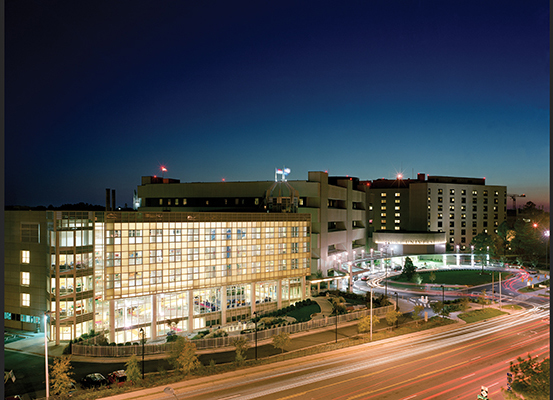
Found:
[461,373,475,380]
[401,395,417,400]
[488,382,499,388]
[471,356,481,360]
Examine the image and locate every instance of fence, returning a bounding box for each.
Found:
[71,304,394,357]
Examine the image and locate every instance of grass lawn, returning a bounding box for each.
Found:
[499,304,523,310]
[391,270,511,286]
[457,308,508,323]
[286,303,321,322]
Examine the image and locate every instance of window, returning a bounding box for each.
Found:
[265,228,274,238]
[461,197,466,203]
[472,190,477,195]
[21,293,30,307]
[461,221,466,227]
[472,206,477,211]
[21,250,30,264]
[472,221,477,228]
[381,199,386,204]
[472,197,478,204]
[381,220,386,224]
[395,192,400,197]
[291,243,299,254]
[129,251,143,265]
[381,193,387,197]
[483,214,488,220]
[483,190,488,196]
[265,244,274,255]
[450,197,455,203]
[450,221,455,227]
[449,229,455,235]
[450,189,455,195]
[21,223,39,243]
[394,206,400,211]
[449,205,455,211]
[483,206,488,212]
[461,229,466,235]
[438,197,443,203]
[395,213,400,217]
[129,230,142,244]
[472,214,477,220]
[21,272,30,286]
[252,245,261,256]
[150,229,163,243]
[461,237,466,243]
[395,199,400,204]
[438,205,443,211]
[394,220,400,224]
[438,189,443,195]
[251,227,261,239]
[494,198,499,204]
[381,213,386,217]
[381,206,386,210]
[461,205,466,211]
[449,213,454,219]
[278,227,287,238]
[494,214,498,220]
[438,213,443,219]
[461,213,466,219]
[437,221,442,227]
[461,190,466,195]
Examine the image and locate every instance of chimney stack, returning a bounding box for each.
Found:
[105,189,111,211]
[112,189,116,211]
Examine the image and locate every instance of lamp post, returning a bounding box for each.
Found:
[369,288,373,341]
[334,304,338,343]
[394,292,399,328]
[139,328,144,380]
[253,312,258,360]
[544,230,550,269]
[439,285,445,317]
[44,311,52,400]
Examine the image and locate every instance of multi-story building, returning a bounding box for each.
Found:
[5,210,311,344]
[136,170,367,275]
[366,174,507,253]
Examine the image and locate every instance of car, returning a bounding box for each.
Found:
[107,370,127,387]
[80,373,108,389]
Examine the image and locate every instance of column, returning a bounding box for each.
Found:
[187,290,194,333]
[250,282,256,315]
[221,285,227,326]
[301,276,306,300]
[277,280,282,309]
[348,262,353,292]
[150,294,157,341]
[109,300,115,343]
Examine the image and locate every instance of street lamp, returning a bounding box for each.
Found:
[545,230,550,269]
[471,245,474,268]
[440,285,445,317]
[253,312,258,360]
[44,311,52,400]
[139,328,145,380]
[394,292,399,328]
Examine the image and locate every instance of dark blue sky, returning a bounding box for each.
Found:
[5,1,549,210]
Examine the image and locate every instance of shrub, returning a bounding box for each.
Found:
[109,342,116,346]
[125,342,132,346]
[166,334,179,343]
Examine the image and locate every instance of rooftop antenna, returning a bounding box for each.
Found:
[275,166,291,182]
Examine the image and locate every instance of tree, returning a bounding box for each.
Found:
[430,301,443,316]
[125,354,142,384]
[502,354,549,400]
[385,309,401,326]
[49,356,76,399]
[429,271,436,284]
[478,290,487,308]
[168,336,201,375]
[470,232,495,258]
[401,257,416,281]
[233,337,250,366]
[460,297,470,312]
[272,332,291,354]
[357,314,380,333]
[412,305,424,326]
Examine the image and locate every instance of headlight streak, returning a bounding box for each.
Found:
[236,309,549,400]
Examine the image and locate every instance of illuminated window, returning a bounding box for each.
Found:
[21,293,30,307]
[381,199,386,204]
[381,193,387,197]
[381,206,386,210]
[394,226,400,230]
[159,199,163,205]
[395,213,400,217]
[461,213,466,219]
[427,197,431,202]
[450,197,455,203]
[461,221,466,227]
[394,206,400,211]
[21,272,30,286]
[494,191,499,196]
[449,205,455,211]
[461,190,466,195]
[21,250,30,264]
[438,213,443,219]
[369,205,373,211]
[395,220,400,224]
[449,229,454,235]
[450,189,455,195]
[175,199,179,206]
[438,189,443,195]
[381,220,386,224]
[381,213,386,217]
[449,213,454,219]
[395,193,400,197]
[438,197,443,203]
[483,190,488,196]
[472,190,478,195]
[395,199,400,204]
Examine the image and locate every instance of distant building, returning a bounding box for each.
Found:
[365,173,507,254]
[136,171,367,276]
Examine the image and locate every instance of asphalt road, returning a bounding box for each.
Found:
[106,304,549,400]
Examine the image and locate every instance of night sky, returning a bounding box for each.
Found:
[5,1,550,210]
